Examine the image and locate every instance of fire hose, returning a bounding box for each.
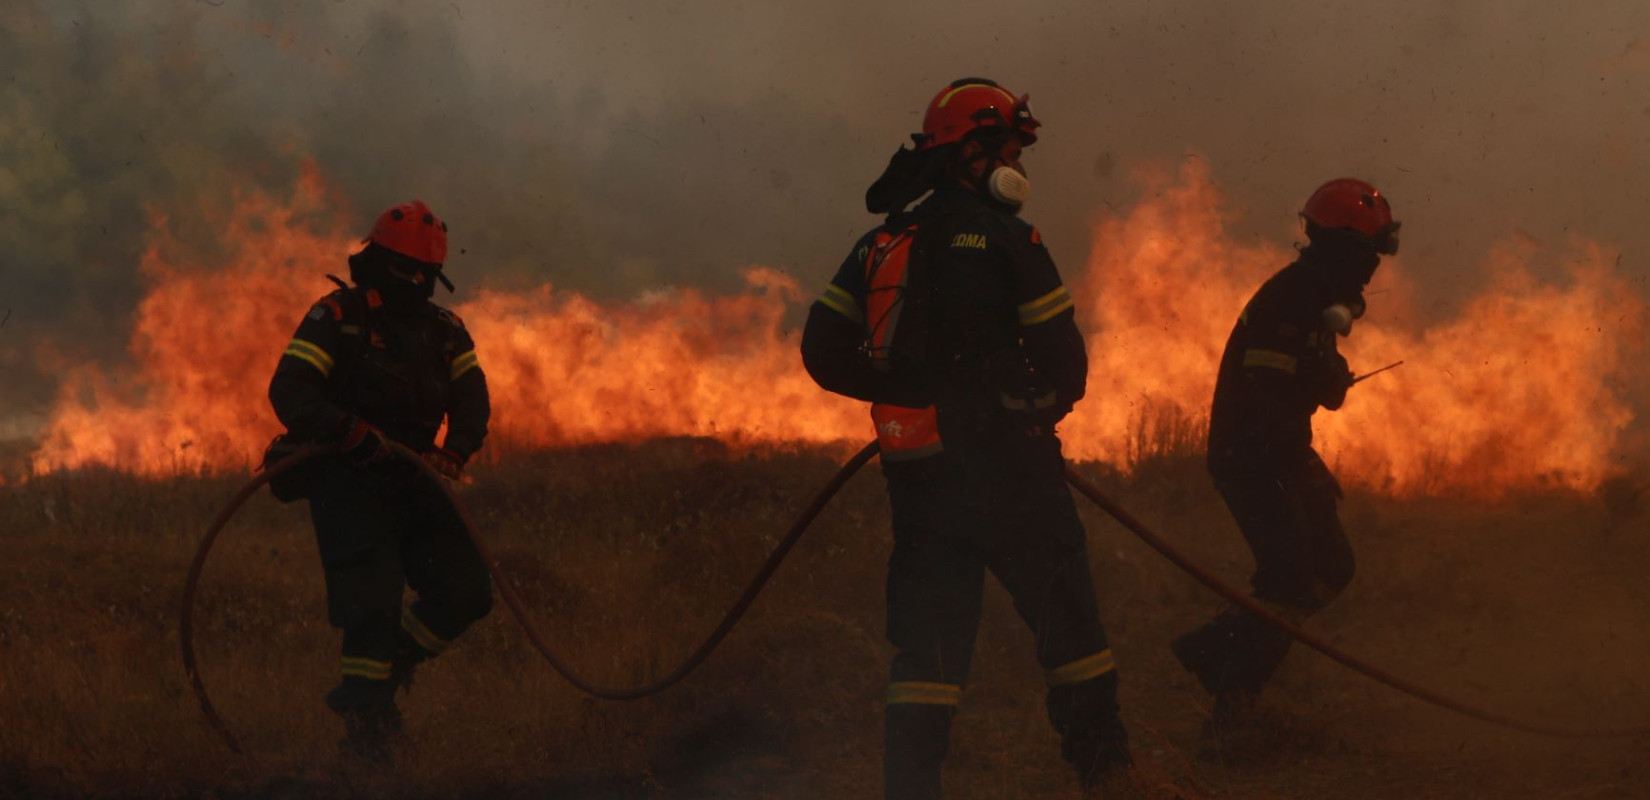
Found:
[184,439,1648,756]
[1061,465,1650,739]
[181,439,878,755]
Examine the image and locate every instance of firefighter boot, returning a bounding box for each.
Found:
[1053,678,1135,798]
[884,703,955,800]
[1197,688,1258,760]
[1170,616,1235,697]
[1173,609,1291,697]
[1069,723,1135,799]
[389,628,433,693]
[1083,766,1145,800]
[325,678,403,764]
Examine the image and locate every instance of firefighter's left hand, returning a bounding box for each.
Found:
[421,447,466,481]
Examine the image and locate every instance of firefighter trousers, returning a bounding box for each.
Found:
[1173,462,1354,697]
[306,457,493,707]
[880,434,1128,800]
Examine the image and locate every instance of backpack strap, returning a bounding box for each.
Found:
[322,275,372,371]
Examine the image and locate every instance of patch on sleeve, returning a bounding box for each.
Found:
[1030,226,1042,245]
[307,305,327,321]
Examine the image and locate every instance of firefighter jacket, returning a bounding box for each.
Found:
[801,187,1087,459]
[268,285,490,459]
[1206,253,1356,478]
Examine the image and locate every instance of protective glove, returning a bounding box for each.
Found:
[338,418,391,467]
[421,447,466,481]
[988,349,1068,433]
[1316,353,1355,411]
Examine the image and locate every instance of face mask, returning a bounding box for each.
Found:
[987,165,1031,207]
[1322,300,1366,336]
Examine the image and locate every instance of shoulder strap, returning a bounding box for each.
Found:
[321,276,371,371]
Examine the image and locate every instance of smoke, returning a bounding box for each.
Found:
[3,0,1649,441]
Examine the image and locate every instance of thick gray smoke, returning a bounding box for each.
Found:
[3,0,1648,437]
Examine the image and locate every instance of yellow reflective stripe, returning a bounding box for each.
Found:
[817,283,863,324]
[450,349,480,381]
[1242,349,1298,374]
[283,348,330,376]
[1046,649,1116,687]
[283,339,335,376]
[341,657,393,680]
[287,339,334,370]
[401,607,450,654]
[886,681,962,706]
[1017,286,1075,326]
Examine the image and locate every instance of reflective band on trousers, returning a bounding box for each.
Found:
[1242,348,1298,375]
[1045,649,1116,687]
[341,656,393,681]
[887,681,962,706]
[402,607,451,654]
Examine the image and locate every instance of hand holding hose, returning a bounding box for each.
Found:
[422,447,467,481]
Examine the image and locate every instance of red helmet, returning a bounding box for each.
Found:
[368,199,448,265]
[919,78,1040,150]
[1301,178,1399,255]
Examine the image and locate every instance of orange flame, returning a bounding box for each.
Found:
[25,161,1646,495]
[462,271,863,452]
[1064,161,1645,494]
[29,164,351,475]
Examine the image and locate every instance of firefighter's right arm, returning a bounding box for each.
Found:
[1232,282,1353,439]
[1304,340,1353,411]
[1007,223,1087,411]
[800,236,932,407]
[268,297,353,441]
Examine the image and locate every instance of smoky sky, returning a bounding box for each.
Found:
[3,0,1649,436]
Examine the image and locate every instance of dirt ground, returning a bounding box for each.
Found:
[2,439,1647,799]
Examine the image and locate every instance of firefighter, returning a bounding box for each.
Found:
[1172,178,1399,740]
[801,79,1134,799]
[266,199,492,761]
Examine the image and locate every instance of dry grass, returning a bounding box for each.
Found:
[2,435,1649,799]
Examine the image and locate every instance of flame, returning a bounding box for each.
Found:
[1321,243,1643,492]
[1063,160,1645,494]
[29,163,351,476]
[24,161,1646,495]
[462,271,863,452]
[27,165,866,477]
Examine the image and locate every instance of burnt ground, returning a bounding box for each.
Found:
[2,440,1648,799]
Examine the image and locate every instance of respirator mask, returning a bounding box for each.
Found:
[1322,299,1367,336]
[988,165,1031,207]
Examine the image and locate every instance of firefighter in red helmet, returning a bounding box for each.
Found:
[265,199,492,762]
[802,78,1135,799]
[1174,178,1399,748]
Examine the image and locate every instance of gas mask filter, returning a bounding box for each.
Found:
[1323,301,1366,336]
[988,165,1031,207]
